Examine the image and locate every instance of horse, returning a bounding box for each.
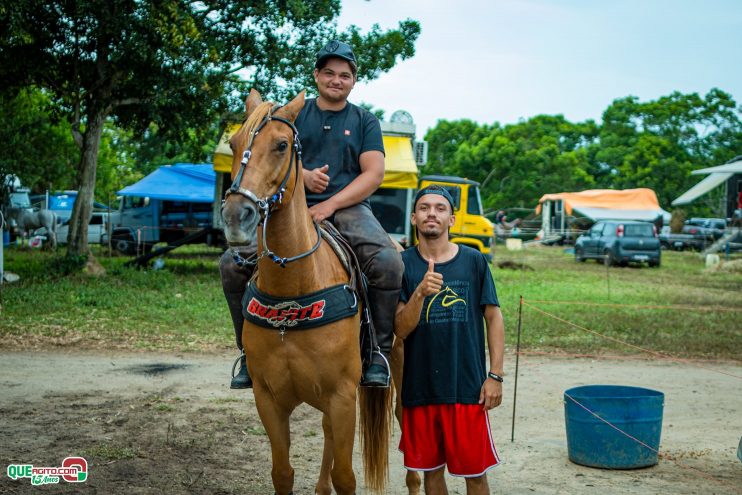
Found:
[221,89,393,495]
[4,207,58,249]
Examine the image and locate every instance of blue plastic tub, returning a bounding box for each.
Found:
[564,385,664,469]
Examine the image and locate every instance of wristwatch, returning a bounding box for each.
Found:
[487,371,504,383]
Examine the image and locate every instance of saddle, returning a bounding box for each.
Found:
[241,221,379,366]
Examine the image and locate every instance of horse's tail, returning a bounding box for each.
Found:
[358,386,392,493]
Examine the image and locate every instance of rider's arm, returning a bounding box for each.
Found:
[323,150,384,211]
[307,150,384,222]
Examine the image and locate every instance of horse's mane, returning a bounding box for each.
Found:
[238,101,277,149]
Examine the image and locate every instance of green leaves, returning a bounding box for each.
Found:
[425,89,741,215]
[0,0,420,255]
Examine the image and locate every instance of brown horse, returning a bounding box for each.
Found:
[221,89,392,495]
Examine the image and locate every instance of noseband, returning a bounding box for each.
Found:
[223,105,322,268]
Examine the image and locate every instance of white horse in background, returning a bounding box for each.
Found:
[5,207,58,249]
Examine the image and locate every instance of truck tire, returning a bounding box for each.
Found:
[112,233,136,255]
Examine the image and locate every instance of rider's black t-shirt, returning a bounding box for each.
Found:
[399,245,500,407]
[295,98,385,207]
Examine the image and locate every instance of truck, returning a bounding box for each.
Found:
[211,111,494,259]
[369,112,494,259]
[110,163,218,254]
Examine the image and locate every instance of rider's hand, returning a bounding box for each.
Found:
[309,200,336,223]
[416,259,443,297]
[304,164,330,193]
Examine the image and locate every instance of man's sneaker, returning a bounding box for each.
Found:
[230,353,253,389]
[360,362,390,388]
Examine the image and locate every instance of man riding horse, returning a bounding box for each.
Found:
[220,41,402,389]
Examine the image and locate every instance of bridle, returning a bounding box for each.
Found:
[223,105,322,268]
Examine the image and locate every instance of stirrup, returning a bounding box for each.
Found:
[231,351,245,378]
[360,349,391,388]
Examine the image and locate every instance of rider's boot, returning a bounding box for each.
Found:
[360,287,397,388]
[231,351,253,389]
[220,248,255,389]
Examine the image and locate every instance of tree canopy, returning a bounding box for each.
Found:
[425,89,741,217]
[0,0,420,256]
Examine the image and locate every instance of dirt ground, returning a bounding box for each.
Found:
[1,350,740,495]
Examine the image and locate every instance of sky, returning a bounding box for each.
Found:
[337,0,742,138]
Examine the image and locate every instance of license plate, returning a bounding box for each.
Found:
[673,241,684,247]
[634,255,649,261]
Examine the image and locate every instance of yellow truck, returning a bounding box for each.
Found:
[212,115,494,259]
[370,117,494,259]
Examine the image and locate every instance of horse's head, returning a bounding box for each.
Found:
[221,89,306,246]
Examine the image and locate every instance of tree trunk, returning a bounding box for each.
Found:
[67,108,107,257]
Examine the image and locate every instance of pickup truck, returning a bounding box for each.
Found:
[682,218,727,241]
[658,232,703,251]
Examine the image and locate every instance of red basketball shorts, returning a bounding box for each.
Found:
[399,403,501,477]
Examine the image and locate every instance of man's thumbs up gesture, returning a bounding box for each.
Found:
[304,164,330,193]
[418,258,443,297]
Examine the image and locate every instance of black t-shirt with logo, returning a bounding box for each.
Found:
[399,245,500,407]
[295,98,385,206]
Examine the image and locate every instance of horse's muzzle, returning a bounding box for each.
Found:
[222,198,259,245]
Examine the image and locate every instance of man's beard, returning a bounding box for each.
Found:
[419,226,444,239]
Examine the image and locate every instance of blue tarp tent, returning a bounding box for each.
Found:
[118,163,215,202]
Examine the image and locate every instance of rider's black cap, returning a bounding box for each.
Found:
[315,40,357,74]
[414,185,455,213]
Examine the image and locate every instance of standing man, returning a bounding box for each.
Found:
[395,185,505,494]
[221,40,401,388]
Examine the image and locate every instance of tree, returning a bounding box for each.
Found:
[596,89,742,207]
[0,0,420,258]
[0,88,79,197]
[424,89,740,214]
[426,115,598,209]
[424,119,491,175]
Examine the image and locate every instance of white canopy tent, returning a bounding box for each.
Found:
[672,159,742,206]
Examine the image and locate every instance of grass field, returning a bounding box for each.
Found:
[1,244,740,359]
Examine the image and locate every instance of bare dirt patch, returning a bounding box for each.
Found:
[1,350,740,494]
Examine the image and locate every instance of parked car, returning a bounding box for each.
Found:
[55,211,109,245]
[682,218,727,241]
[30,192,110,224]
[575,220,661,267]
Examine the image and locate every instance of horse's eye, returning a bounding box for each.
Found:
[276,141,288,153]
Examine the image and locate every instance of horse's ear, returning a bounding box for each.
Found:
[278,90,306,122]
[245,89,263,117]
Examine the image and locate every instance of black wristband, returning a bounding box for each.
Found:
[488,371,503,383]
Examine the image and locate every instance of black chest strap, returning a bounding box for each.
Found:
[242,282,358,331]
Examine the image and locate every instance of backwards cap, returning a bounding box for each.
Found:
[414,185,455,213]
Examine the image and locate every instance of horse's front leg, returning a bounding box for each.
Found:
[315,413,333,495]
[327,388,357,495]
[253,384,295,495]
